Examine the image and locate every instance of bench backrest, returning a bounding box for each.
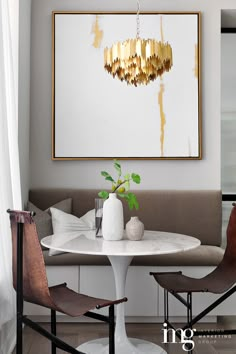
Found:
[29,189,222,246]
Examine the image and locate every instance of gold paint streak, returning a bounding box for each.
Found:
[158,79,166,157]
[92,15,103,48]
[194,44,198,78]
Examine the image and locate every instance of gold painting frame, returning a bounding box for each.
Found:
[52,11,202,160]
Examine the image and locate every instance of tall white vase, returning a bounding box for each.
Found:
[102,193,124,241]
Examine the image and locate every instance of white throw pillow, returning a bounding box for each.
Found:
[49,208,95,256]
[80,209,96,229]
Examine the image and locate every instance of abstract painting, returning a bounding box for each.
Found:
[52,12,201,160]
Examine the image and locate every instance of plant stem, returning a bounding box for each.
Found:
[112,179,131,193]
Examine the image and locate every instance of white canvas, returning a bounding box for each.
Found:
[53,13,201,159]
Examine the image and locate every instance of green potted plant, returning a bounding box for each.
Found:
[98,160,141,241]
[98,160,141,210]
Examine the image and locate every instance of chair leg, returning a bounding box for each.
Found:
[164,289,169,324]
[16,222,24,354]
[186,292,193,353]
[51,310,57,354]
[16,313,23,354]
[164,289,170,342]
[187,292,192,328]
[109,305,115,354]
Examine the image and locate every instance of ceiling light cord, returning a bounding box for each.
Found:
[136,0,140,39]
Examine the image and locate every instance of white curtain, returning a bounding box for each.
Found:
[0,0,21,353]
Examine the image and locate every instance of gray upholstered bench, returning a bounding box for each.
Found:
[29,189,224,267]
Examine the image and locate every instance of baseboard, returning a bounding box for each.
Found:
[27,315,217,324]
[0,319,16,354]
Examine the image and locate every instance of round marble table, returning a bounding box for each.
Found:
[42,230,200,354]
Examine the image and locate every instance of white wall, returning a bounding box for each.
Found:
[29,0,236,191]
[19,0,31,204]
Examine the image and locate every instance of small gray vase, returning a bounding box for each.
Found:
[126,216,144,241]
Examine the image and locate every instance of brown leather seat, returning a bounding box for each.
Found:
[8,210,127,354]
[150,203,236,342]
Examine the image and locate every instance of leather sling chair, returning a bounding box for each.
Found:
[7,210,127,354]
[150,203,236,345]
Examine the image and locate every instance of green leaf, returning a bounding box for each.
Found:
[124,173,130,181]
[114,159,121,168]
[126,193,139,210]
[98,191,109,199]
[123,194,131,201]
[124,180,130,192]
[114,160,121,176]
[132,195,139,210]
[105,176,115,182]
[101,171,109,177]
[101,171,115,182]
[131,173,141,184]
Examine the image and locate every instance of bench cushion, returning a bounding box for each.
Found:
[43,245,224,267]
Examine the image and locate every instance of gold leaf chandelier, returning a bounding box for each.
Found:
[104,1,173,86]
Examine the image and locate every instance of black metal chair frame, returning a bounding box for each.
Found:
[161,285,236,339]
[11,212,116,354]
[150,201,236,352]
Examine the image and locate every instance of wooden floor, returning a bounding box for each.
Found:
[13,317,236,354]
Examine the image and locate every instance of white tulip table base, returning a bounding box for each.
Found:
[77,337,167,354]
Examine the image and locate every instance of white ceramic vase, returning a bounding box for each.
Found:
[102,193,124,241]
[126,216,144,241]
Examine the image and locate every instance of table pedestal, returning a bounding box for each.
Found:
[77,255,166,354]
[77,337,166,354]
